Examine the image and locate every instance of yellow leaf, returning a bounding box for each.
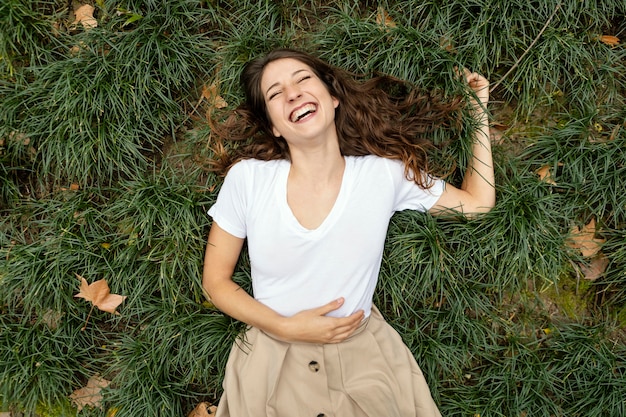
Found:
[101,242,111,250]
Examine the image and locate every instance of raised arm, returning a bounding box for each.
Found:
[429,70,495,217]
[202,222,364,343]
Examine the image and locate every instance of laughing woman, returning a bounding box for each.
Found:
[202,48,494,417]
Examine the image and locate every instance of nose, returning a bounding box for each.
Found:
[284,84,302,101]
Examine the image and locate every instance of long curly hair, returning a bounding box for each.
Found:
[209,48,462,188]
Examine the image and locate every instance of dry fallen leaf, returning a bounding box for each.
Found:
[202,83,228,109]
[439,34,456,53]
[69,375,110,411]
[73,2,98,29]
[75,274,127,314]
[579,252,609,281]
[567,217,605,258]
[535,164,557,185]
[599,35,620,47]
[42,309,63,330]
[188,402,217,417]
[376,7,396,29]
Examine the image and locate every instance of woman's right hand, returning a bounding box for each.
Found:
[275,298,365,344]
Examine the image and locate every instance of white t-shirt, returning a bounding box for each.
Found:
[208,155,444,318]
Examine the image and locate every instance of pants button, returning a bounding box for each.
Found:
[308,360,320,372]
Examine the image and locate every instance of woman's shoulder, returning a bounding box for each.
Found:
[346,154,404,173]
[227,158,288,176]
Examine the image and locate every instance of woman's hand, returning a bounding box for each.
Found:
[463,68,489,109]
[275,298,365,344]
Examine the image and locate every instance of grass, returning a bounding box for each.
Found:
[1,0,625,416]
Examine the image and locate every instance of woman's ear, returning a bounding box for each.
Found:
[272,125,282,137]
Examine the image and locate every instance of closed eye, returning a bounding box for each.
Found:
[268,90,281,100]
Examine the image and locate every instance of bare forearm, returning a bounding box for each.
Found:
[460,109,495,209]
[203,276,287,336]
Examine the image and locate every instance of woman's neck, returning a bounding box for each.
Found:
[288,142,344,184]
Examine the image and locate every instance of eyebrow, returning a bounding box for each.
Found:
[265,69,309,96]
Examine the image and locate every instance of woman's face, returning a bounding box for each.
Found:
[260,58,339,148]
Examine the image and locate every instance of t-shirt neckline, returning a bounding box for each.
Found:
[278,157,353,235]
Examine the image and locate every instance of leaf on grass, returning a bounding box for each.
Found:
[75,274,127,314]
[376,7,396,30]
[599,35,620,47]
[439,34,456,53]
[579,252,609,281]
[69,375,110,411]
[202,83,228,109]
[42,309,64,330]
[188,402,217,417]
[73,2,98,29]
[61,183,80,191]
[608,124,621,141]
[567,217,605,258]
[535,164,557,185]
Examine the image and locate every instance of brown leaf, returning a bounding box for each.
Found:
[535,165,557,185]
[202,84,228,109]
[376,7,396,29]
[599,35,620,46]
[42,309,63,330]
[188,402,217,417]
[579,252,609,281]
[73,2,98,29]
[439,35,456,53]
[567,217,605,258]
[69,375,110,411]
[75,274,127,314]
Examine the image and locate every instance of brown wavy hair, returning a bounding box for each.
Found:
[209,48,462,188]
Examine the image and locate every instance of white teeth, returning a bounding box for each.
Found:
[290,104,316,122]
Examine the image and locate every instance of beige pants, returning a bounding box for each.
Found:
[215,306,442,417]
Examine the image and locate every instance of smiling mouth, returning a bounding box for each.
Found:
[290,104,317,122]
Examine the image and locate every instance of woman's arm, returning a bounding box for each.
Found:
[429,71,495,217]
[202,222,364,343]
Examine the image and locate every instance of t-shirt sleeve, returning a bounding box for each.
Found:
[386,158,445,212]
[207,161,249,239]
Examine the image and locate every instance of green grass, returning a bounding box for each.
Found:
[1,0,625,416]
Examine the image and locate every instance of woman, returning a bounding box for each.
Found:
[203,48,494,417]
